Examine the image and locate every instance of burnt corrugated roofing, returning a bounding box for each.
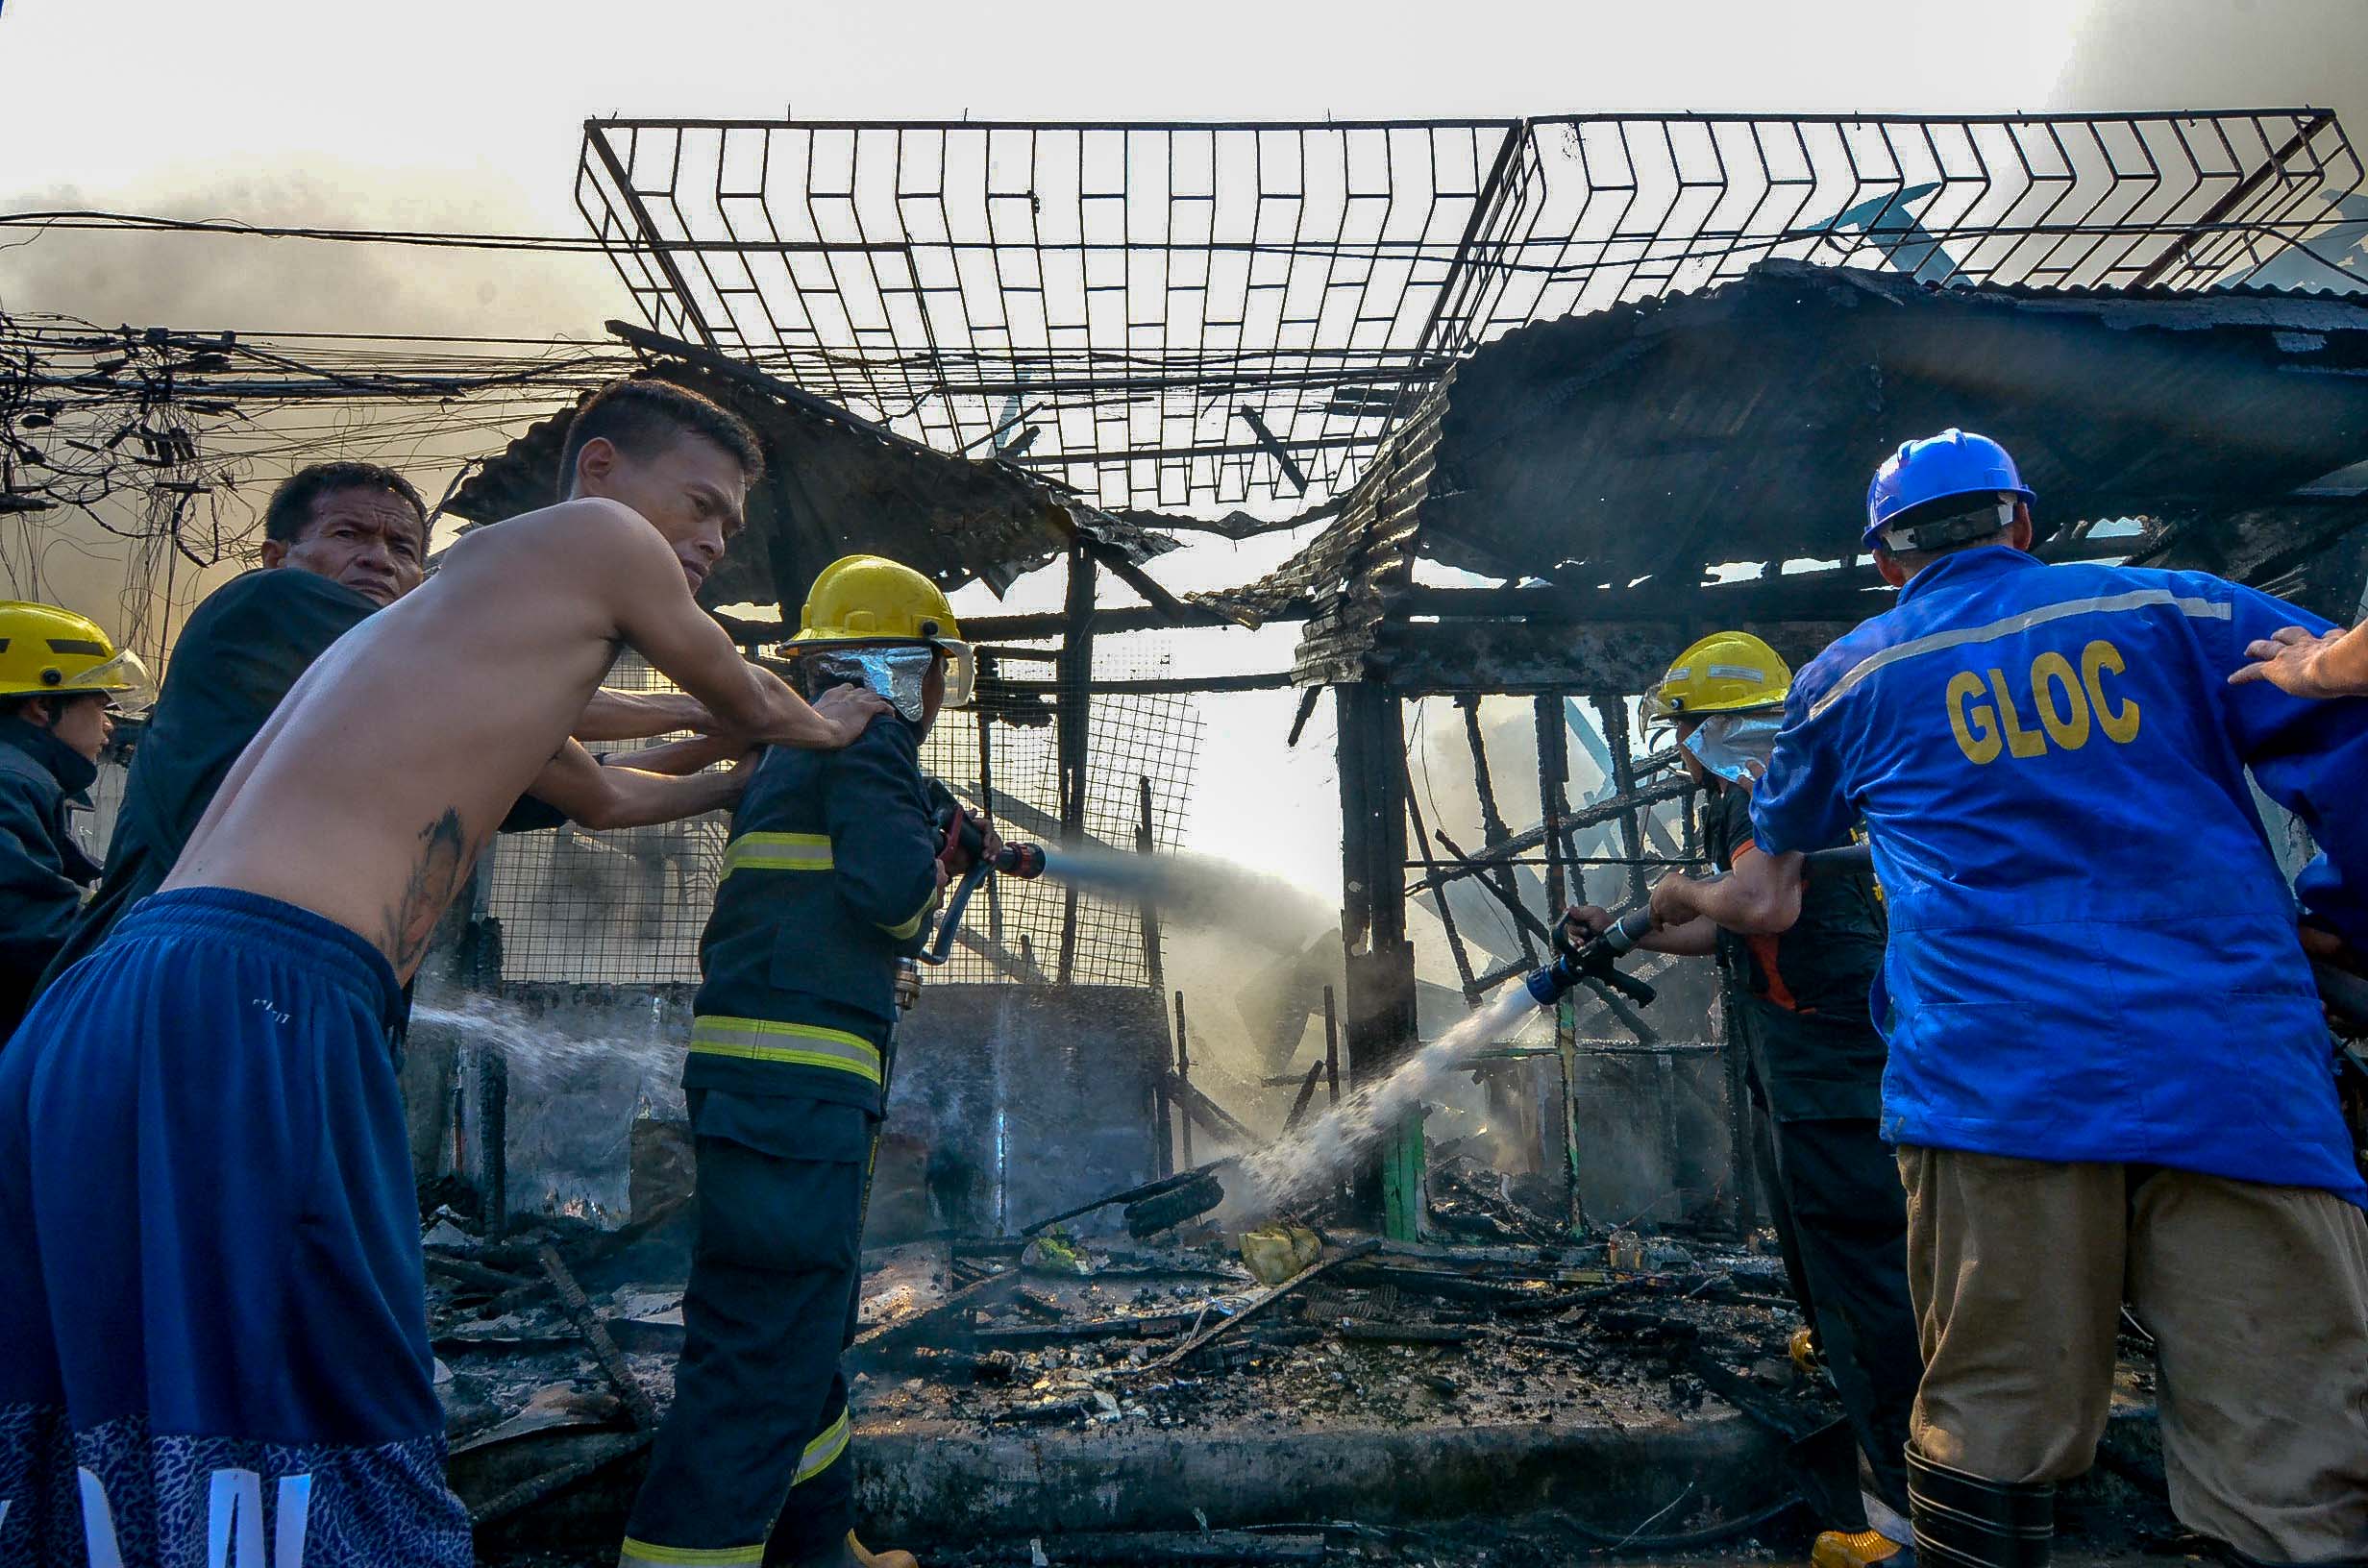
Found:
[1218,259,2368,629]
[449,357,1175,615]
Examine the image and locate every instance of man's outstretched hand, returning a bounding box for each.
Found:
[2230,625,2367,700]
[810,681,893,746]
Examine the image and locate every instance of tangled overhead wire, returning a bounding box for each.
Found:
[0,309,633,660]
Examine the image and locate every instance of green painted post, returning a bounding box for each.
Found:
[1382,1114,1425,1241]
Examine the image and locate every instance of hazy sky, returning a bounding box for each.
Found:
[2,0,2363,899]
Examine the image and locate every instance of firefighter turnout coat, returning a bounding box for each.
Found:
[687,710,943,1110]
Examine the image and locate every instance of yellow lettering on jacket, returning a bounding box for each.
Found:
[1941,639,2138,762]
[1986,669,2048,759]
[2082,639,2140,744]
[2030,651,2091,750]
[1947,671,2002,764]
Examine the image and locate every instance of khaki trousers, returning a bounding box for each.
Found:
[1898,1147,2368,1564]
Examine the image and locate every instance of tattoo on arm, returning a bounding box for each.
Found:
[384,808,477,973]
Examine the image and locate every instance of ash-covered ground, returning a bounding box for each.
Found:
[428,1200,2175,1566]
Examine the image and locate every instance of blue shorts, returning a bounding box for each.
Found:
[0,889,471,1567]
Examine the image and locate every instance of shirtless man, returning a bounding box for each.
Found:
[0,379,889,1568]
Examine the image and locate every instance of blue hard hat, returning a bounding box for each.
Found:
[1862,429,2035,551]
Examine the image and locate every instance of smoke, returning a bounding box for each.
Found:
[0,168,612,335]
[0,167,621,650]
[2050,1,2368,144]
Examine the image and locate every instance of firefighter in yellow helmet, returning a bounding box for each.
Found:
[623,555,986,1568]
[0,601,151,1036]
[1570,631,1920,1568]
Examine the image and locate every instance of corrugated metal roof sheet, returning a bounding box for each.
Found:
[449,357,1175,615]
[1219,259,2368,632]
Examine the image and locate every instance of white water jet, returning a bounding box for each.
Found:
[1240,983,1544,1206]
[409,996,683,1096]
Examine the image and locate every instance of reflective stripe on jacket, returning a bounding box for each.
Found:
[687,712,940,1111]
[1752,547,2368,1204]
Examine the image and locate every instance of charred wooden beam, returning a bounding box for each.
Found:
[1460,696,1537,965]
[1337,681,1421,1235]
[1345,619,1862,697]
[1409,778,1692,894]
[1595,696,1649,907]
[1055,545,1095,984]
[960,602,1308,642]
[1159,1073,1260,1150]
[1404,742,1481,1005]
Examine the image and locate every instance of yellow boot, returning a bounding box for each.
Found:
[1788,1325,1823,1374]
[848,1531,920,1568]
[1811,1528,1911,1567]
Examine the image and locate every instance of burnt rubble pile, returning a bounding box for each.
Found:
[425,1184,2182,1562]
[426,1192,1847,1520]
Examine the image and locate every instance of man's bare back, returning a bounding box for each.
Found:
[167,497,881,979]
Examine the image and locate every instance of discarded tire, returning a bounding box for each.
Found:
[1125,1173,1224,1237]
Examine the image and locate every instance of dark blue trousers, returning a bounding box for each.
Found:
[623,1090,873,1568]
[0,889,471,1567]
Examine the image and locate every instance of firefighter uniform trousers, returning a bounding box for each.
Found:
[625,1090,877,1566]
[1739,1004,1922,1533]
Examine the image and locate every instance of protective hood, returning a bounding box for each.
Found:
[1682,712,1783,787]
[800,643,946,724]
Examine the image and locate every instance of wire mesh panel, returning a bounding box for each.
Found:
[579,110,2363,515]
[477,649,1200,988]
[918,653,1200,988]
[481,653,728,984]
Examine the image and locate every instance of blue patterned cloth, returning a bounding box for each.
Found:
[0,889,472,1566]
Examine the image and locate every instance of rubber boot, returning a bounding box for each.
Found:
[1790,1325,1824,1375]
[848,1531,919,1568]
[1906,1447,2053,1568]
[1813,1529,1913,1567]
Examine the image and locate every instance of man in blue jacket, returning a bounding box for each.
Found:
[1753,429,2368,1567]
[622,552,987,1568]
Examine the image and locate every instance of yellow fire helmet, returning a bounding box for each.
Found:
[789,554,975,718]
[0,600,154,713]
[1641,630,1790,729]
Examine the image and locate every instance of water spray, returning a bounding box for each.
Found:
[1240,902,1665,1206]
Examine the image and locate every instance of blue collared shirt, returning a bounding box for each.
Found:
[1753,547,2368,1203]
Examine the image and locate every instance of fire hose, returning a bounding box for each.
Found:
[921,803,1049,967]
[1517,841,1868,1011]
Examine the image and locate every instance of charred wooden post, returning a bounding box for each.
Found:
[1535,696,1572,929]
[1321,984,1342,1105]
[481,1050,508,1241]
[1536,696,1586,1234]
[1403,735,1480,1004]
[1337,680,1421,1237]
[1172,990,1194,1170]
[1140,776,1174,1178]
[1055,543,1095,984]
[1460,696,1537,963]
[1593,695,1649,907]
[976,656,1005,949]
